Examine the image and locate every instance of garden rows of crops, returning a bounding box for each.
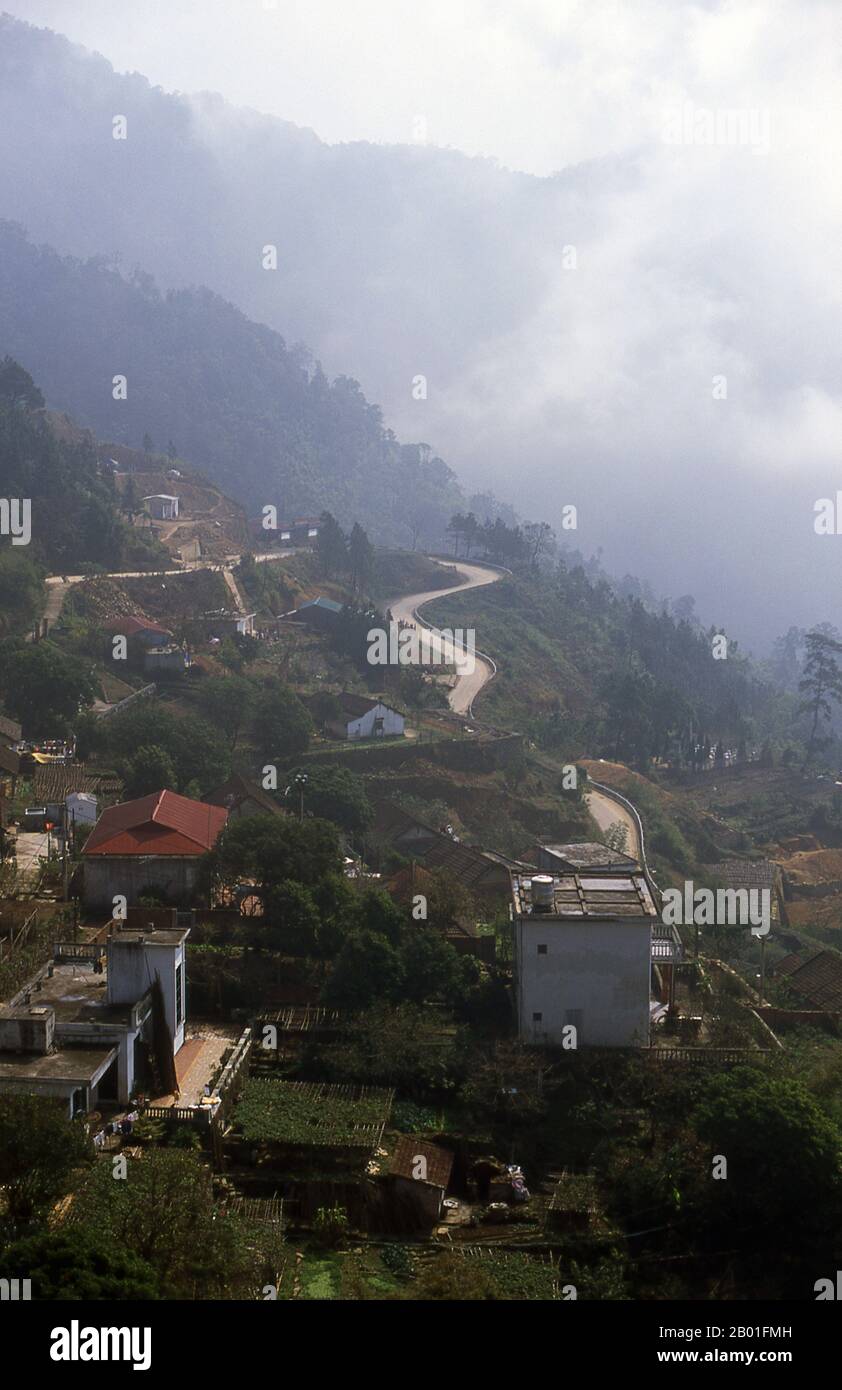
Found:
[233,1079,394,1148]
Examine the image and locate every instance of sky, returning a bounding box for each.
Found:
[15,0,836,178]
[7,0,842,649]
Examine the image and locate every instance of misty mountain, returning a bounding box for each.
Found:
[1,14,839,649]
[0,220,464,541]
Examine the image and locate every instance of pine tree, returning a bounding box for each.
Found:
[798,629,842,768]
[316,511,348,578]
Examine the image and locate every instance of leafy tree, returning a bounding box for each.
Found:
[263,879,322,955]
[251,678,313,761]
[202,813,342,898]
[324,930,406,1010]
[103,704,230,794]
[69,1150,270,1298]
[120,743,178,798]
[0,1095,93,1230]
[0,355,44,410]
[0,363,167,574]
[401,928,478,1007]
[218,635,244,674]
[0,641,96,737]
[600,666,655,764]
[0,552,43,635]
[522,520,555,570]
[287,764,372,836]
[344,887,406,945]
[0,1229,160,1300]
[196,674,254,751]
[691,1067,842,1253]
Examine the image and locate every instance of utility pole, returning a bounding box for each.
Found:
[757,933,768,1004]
[62,804,70,902]
[294,772,308,823]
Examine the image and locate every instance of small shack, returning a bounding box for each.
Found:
[387,1135,454,1226]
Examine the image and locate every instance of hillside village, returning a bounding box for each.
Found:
[2,370,842,1304]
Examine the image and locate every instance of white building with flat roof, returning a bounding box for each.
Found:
[512,872,657,1048]
[0,927,189,1115]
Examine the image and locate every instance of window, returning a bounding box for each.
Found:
[175,962,184,1029]
[532,1011,543,1023]
[537,943,547,955]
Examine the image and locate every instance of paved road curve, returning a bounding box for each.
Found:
[584,785,642,863]
[385,558,504,716]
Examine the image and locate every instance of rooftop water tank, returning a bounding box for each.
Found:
[531,874,555,912]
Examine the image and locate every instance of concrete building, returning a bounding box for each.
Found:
[143,494,180,520]
[142,644,191,674]
[66,791,98,828]
[0,927,189,1116]
[512,871,657,1048]
[281,517,320,543]
[521,841,641,875]
[82,789,228,910]
[330,693,405,740]
[289,595,345,632]
[202,610,256,639]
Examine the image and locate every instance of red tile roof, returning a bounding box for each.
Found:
[103,616,173,638]
[82,789,227,857]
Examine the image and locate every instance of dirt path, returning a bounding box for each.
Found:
[36,549,295,636]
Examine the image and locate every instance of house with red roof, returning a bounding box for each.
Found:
[103,615,174,646]
[82,789,227,910]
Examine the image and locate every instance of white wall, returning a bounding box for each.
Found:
[515,918,651,1047]
[67,793,97,825]
[347,702,404,739]
[107,938,186,1054]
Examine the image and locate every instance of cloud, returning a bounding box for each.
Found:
[8,0,842,646]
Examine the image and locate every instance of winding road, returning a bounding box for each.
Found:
[389,557,646,866]
[584,782,642,863]
[384,558,503,716]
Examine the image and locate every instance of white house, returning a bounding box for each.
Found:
[512,872,657,1047]
[330,693,405,741]
[0,927,189,1116]
[143,494,180,520]
[66,791,98,828]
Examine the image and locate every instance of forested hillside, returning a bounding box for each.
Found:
[0,222,464,546]
[425,558,804,765]
[0,359,164,633]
